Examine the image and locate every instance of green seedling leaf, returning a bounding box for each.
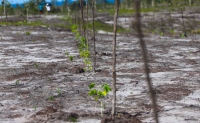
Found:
[89,82,95,89]
[88,89,97,96]
[97,91,105,97]
[80,37,85,42]
[88,66,92,71]
[102,84,112,93]
[102,90,107,96]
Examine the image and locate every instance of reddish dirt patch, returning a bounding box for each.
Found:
[6,72,37,81]
[156,84,192,101]
[100,115,142,123]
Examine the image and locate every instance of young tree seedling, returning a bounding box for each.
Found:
[88,82,111,117]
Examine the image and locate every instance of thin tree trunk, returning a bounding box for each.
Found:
[134,1,159,123]
[5,8,7,26]
[79,0,82,35]
[78,11,81,34]
[26,8,29,22]
[112,0,119,119]
[92,0,96,72]
[152,0,155,7]
[86,1,89,50]
[4,1,5,15]
[181,8,186,37]
[74,14,77,24]
[169,10,174,38]
[80,0,85,39]
[161,17,164,36]
[189,0,192,5]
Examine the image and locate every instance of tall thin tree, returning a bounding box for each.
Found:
[181,8,187,37]
[92,0,96,72]
[80,0,85,38]
[134,0,159,123]
[112,0,119,119]
[86,0,89,50]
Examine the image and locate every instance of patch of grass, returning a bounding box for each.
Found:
[1,21,47,27]
[70,117,77,122]
[88,20,128,33]
[33,105,37,110]
[25,31,31,35]
[102,8,157,15]
[57,88,62,95]
[192,29,200,34]
[69,55,74,62]
[48,95,54,101]
[53,23,72,30]
[65,52,69,56]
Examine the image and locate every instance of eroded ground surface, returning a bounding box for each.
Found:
[0,11,200,123]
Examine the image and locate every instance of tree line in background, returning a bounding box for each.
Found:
[0,0,200,15]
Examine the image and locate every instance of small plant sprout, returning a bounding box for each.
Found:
[70,117,77,122]
[84,58,92,71]
[57,88,62,95]
[47,77,51,81]
[15,80,20,85]
[48,95,54,101]
[25,31,31,35]
[65,52,69,56]
[88,82,111,117]
[35,63,38,69]
[69,55,73,62]
[33,105,37,110]
[160,32,164,36]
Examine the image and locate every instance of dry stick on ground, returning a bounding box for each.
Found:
[134,0,159,123]
[112,0,119,119]
[92,0,96,72]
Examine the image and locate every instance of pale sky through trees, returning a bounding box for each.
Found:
[1,0,52,4]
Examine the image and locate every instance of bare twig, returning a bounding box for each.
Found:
[134,0,159,123]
